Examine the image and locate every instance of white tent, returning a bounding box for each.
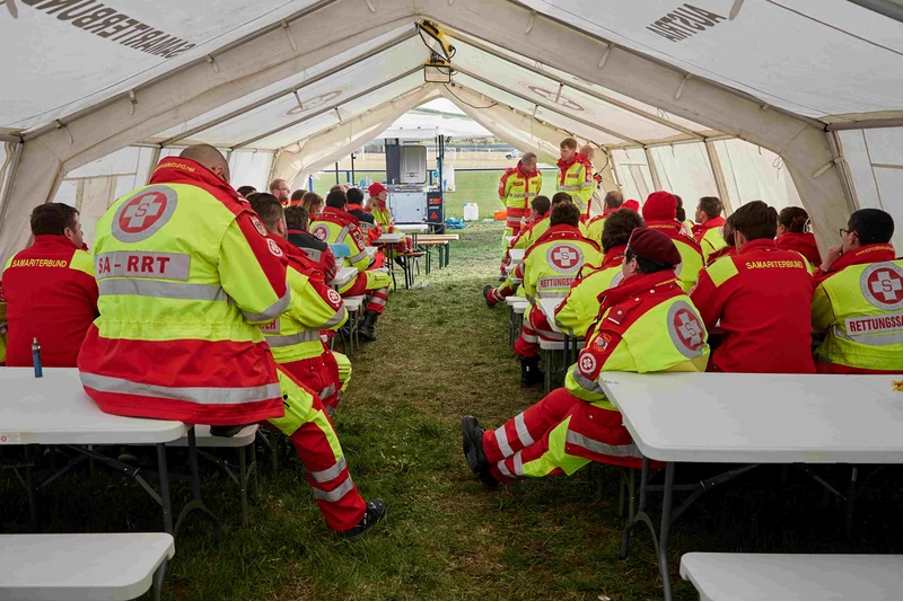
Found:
[1,0,901,261]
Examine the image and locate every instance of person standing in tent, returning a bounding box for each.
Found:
[586,190,624,244]
[78,145,385,538]
[775,206,821,267]
[556,138,594,218]
[311,189,392,342]
[269,178,291,206]
[498,152,542,280]
[2,203,98,367]
[579,144,604,219]
[811,208,901,374]
[692,196,729,263]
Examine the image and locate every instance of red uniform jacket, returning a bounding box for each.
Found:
[2,235,99,367]
[776,232,821,266]
[706,244,737,266]
[287,225,338,280]
[692,216,726,243]
[691,238,815,373]
[509,210,550,249]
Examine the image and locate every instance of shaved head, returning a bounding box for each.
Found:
[180,145,230,183]
[579,144,595,161]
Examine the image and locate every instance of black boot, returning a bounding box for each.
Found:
[358,310,379,342]
[498,273,507,282]
[339,499,387,540]
[461,416,498,487]
[482,284,497,308]
[520,355,545,388]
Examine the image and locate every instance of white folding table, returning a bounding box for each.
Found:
[328,266,358,289]
[599,372,904,600]
[509,248,526,264]
[0,368,220,537]
[373,231,406,290]
[0,533,175,601]
[374,232,405,244]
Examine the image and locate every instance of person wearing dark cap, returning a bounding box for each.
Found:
[641,190,704,291]
[462,227,710,487]
[691,201,815,374]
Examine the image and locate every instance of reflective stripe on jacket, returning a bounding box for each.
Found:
[311,207,370,271]
[499,163,542,210]
[554,245,625,337]
[521,224,604,303]
[556,156,594,211]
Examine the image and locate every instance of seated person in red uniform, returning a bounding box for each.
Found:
[2,203,98,367]
[775,206,821,267]
[691,201,815,373]
[284,205,338,281]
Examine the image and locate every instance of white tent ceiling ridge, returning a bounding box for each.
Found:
[155,27,419,147]
[449,30,709,142]
[231,66,425,150]
[275,85,432,153]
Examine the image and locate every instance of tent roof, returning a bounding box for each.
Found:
[2,0,900,143]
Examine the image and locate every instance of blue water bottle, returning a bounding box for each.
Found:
[32,337,43,378]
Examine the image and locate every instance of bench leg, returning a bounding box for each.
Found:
[269,429,280,472]
[250,442,260,503]
[174,429,223,542]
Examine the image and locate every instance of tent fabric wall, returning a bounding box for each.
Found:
[649,143,720,204]
[838,127,904,252]
[611,149,655,203]
[713,139,803,213]
[229,150,276,192]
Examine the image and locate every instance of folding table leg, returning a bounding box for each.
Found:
[657,462,676,601]
[151,558,167,601]
[174,428,223,542]
[249,442,260,503]
[24,445,38,527]
[156,443,173,534]
[238,446,249,527]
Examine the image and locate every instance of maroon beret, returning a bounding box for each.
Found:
[627,227,682,267]
[642,191,677,221]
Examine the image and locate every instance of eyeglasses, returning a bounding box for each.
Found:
[839,228,853,237]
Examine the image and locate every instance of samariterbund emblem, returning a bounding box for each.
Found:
[860,262,903,310]
[112,185,178,243]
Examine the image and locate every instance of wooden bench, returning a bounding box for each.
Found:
[680,553,903,601]
[0,533,175,600]
[413,234,460,271]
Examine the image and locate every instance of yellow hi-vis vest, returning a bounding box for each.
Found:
[78,158,290,425]
[512,216,590,251]
[555,252,626,338]
[261,240,348,367]
[813,255,903,372]
[557,160,594,212]
[566,273,710,407]
[521,225,604,304]
[369,204,394,231]
[499,165,543,210]
[700,226,728,264]
[310,208,370,272]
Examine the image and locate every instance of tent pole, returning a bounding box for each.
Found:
[335,162,340,185]
[705,141,734,213]
[644,148,662,190]
[145,147,162,185]
[0,142,23,232]
[350,152,356,184]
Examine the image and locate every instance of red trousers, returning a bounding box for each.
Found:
[342,272,389,314]
[513,304,564,358]
[269,366,366,531]
[280,350,341,409]
[482,387,645,484]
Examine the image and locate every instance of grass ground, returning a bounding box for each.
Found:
[1,221,900,600]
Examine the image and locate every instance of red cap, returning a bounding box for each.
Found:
[642,191,677,221]
[623,199,640,213]
[627,227,681,267]
[368,182,387,197]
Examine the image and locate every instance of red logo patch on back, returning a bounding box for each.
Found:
[667,301,706,359]
[112,185,178,242]
[546,244,584,273]
[861,262,903,310]
[312,225,330,242]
